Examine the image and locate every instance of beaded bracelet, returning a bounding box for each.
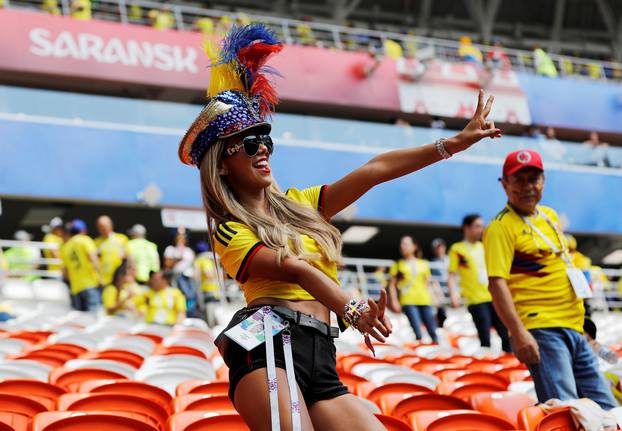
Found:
[343,299,370,327]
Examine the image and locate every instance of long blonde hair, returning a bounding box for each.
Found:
[199,140,342,264]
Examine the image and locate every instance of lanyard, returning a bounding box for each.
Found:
[518,207,572,265]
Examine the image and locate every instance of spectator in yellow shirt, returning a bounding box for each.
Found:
[102,259,146,317]
[148,7,175,31]
[61,219,102,312]
[484,149,616,409]
[5,230,40,281]
[43,217,65,273]
[388,236,439,343]
[126,224,160,284]
[144,270,186,325]
[95,215,129,286]
[42,0,61,16]
[194,241,218,327]
[70,0,91,20]
[449,214,510,352]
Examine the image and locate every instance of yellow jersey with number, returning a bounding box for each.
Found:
[448,241,492,305]
[95,233,129,286]
[483,205,584,333]
[213,185,338,304]
[61,234,100,295]
[389,259,432,306]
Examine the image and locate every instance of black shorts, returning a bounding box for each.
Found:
[216,307,349,406]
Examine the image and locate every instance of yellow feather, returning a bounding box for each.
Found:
[204,36,245,98]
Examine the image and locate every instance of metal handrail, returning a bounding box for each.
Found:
[5,0,622,83]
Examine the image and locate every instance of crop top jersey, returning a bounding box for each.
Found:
[212,185,339,304]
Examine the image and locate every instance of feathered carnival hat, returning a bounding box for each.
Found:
[178,24,283,166]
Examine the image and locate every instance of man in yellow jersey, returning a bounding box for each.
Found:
[61,219,102,311]
[484,149,616,409]
[144,270,186,325]
[95,215,129,287]
[194,241,219,327]
[70,0,91,20]
[126,224,160,284]
[449,214,511,352]
[42,217,65,275]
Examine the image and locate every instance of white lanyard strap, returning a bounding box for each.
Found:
[521,209,571,264]
[282,329,302,431]
[263,307,280,431]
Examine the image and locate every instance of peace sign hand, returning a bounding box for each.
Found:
[452,89,502,151]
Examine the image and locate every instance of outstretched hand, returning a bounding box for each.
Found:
[354,289,393,344]
[452,89,502,150]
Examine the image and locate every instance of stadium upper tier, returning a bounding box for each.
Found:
[1,85,621,234]
[3,0,622,83]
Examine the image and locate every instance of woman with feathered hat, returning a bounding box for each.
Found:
[179,24,501,431]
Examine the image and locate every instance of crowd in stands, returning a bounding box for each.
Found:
[0,216,221,328]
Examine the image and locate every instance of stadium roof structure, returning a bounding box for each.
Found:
[191,0,622,61]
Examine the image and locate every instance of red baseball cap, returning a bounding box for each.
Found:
[502,149,544,176]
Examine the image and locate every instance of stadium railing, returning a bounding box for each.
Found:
[1,240,620,312]
[4,0,622,83]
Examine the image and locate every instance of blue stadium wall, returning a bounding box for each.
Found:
[1,86,621,234]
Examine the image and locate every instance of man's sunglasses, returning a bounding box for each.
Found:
[224,135,274,158]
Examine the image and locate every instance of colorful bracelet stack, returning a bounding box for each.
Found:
[343,299,370,327]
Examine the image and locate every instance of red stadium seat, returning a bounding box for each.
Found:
[32,411,159,431]
[57,393,167,429]
[434,368,471,382]
[425,411,516,431]
[49,367,127,392]
[392,393,471,421]
[339,354,388,373]
[167,412,249,431]
[176,380,229,397]
[518,405,546,431]
[437,382,504,402]
[79,379,172,411]
[374,414,411,431]
[517,406,577,431]
[153,346,206,359]
[13,351,69,367]
[411,361,462,374]
[470,391,535,427]
[338,371,369,393]
[495,367,532,383]
[173,394,236,414]
[133,333,164,345]
[215,365,229,382]
[354,381,378,398]
[366,382,433,414]
[0,393,48,417]
[0,411,30,431]
[407,409,479,431]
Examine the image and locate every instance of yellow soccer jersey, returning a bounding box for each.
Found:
[483,205,584,333]
[61,234,100,295]
[95,232,129,286]
[195,253,219,294]
[102,283,146,315]
[144,287,187,325]
[43,233,64,271]
[448,241,492,305]
[389,259,432,306]
[213,185,338,304]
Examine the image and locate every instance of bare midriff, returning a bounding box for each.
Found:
[247,298,330,325]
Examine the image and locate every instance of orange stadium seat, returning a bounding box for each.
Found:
[393,355,422,368]
[392,393,471,421]
[79,350,144,368]
[176,380,229,397]
[437,382,504,401]
[0,411,30,431]
[434,368,470,382]
[0,379,66,405]
[518,406,578,431]
[340,355,391,373]
[79,380,173,411]
[447,355,474,367]
[215,365,229,381]
[366,382,433,414]
[355,381,378,398]
[411,361,462,374]
[173,394,236,414]
[57,393,167,429]
[133,333,164,345]
[153,346,207,359]
[338,371,369,393]
[454,371,509,388]
[495,367,532,383]
[167,412,249,431]
[425,411,516,431]
[32,411,159,431]
[374,414,412,431]
[471,391,535,428]
[49,367,128,392]
[406,409,480,431]
[13,351,70,367]
[0,393,48,417]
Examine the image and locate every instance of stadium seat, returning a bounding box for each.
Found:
[447,355,474,367]
[470,391,535,427]
[425,411,516,431]
[173,394,236,414]
[175,380,229,397]
[153,346,207,359]
[437,381,503,401]
[366,382,433,414]
[78,379,173,412]
[392,393,472,421]
[79,350,144,368]
[167,412,249,431]
[215,365,229,382]
[136,368,211,396]
[98,336,155,358]
[0,359,52,381]
[373,414,411,431]
[13,352,66,368]
[34,344,88,357]
[64,359,136,378]
[57,393,167,429]
[0,393,48,417]
[495,367,532,383]
[411,361,461,374]
[142,355,215,377]
[0,379,66,404]
[32,411,159,431]
[340,355,390,373]
[517,406,577,431]
[0,339,29,356]
[338,371,369,393]
[0,365,45,381]
[434,368,470,383]
[0,411,30,431]
[49,367,128,392]
[454,372,509,388]
[406,409,480,431]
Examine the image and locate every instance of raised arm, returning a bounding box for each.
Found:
[322,90,501,219]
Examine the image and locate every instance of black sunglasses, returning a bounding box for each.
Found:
[225,135,274,158]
